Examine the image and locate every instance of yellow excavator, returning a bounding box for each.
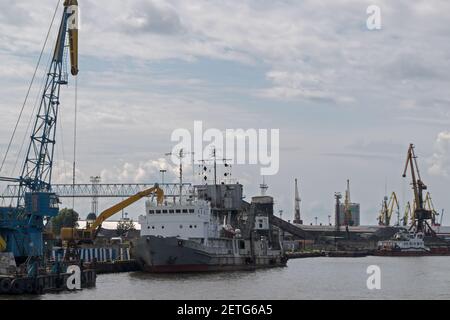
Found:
[60,185,164,243]
[0,235,6,252]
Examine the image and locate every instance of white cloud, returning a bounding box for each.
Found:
[429,132,450,177]
[100,158,178,184]
[2,1,450,224]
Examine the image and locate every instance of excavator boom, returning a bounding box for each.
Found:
[0,235,6,252]
[61,185,164,241]
[89,186,164,231]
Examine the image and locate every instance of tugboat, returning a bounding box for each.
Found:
[376,231,431,256]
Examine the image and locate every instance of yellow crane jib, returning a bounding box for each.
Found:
[60,185,164,241]
[0,235,6,252]
[54,0,78,75]
[378,192,399,226]
[66,0,79,76]
[402,202,413,226]
[424,192,440,225]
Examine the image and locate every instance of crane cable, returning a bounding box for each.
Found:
[72,76,78,210]
[10,42,54,179]
[0,0,62,175]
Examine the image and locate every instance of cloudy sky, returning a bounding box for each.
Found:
[1,0,450,225]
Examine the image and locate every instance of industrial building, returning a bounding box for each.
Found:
[338,203,361,226]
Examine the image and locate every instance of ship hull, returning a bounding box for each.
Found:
[375,247,450,257]
[133,236,287,273]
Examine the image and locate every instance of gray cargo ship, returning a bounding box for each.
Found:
[133,183,287,272]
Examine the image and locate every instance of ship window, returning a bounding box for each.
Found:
[183,209,188,213]
[176,210,181,214]
[149,210,155,214]
[161,226,165,229]
[180,225,183,229]
[163,210,168,214]
[189,225,193,229]
[239,241,245,249]
[156,210,162,214]
[189,209,195,213]
[169,210,175,214]
[194,225,197,228]
[152,226,155,230]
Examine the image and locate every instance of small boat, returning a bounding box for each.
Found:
[375,231,435,256]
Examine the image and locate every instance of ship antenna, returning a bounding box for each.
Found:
[260,176,268,196]
[166,149,194,204]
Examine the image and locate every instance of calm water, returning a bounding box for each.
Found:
[4,256,450,300]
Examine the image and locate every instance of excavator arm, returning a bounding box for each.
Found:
[60,185,164,242]
[88,186,164,232]
[0,235,6,252]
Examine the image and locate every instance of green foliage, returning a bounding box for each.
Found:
[51,208,79,235]
[116,219,136,236]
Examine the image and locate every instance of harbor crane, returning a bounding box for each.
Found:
[343,180,353,226]
[0,1,79,261]
[424,192,440,226]
[402,144,435,235]
[60,185,164,243]
[401,201,413,227]
[378,192,399,226]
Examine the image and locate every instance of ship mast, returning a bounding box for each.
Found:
[166,149,193,204]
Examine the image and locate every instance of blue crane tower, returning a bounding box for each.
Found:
[0,0,79,262]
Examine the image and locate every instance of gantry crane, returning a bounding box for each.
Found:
[378,192,399,226]
[402,144,435,235]
[0,1,79,261]
[60,186,164,243]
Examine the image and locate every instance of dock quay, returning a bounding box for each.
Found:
[88,260,140,274]
[285,251,324,259]
[0,253,96,295]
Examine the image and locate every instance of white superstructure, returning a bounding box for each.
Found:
[138,199,221,241]
[378,231,430,252]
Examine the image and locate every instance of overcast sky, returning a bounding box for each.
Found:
[1,0,450,225]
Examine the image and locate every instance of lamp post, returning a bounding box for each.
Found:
[160,169,167,185]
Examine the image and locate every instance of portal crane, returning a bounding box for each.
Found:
[60,185,164,242]
[344,180,353,226]
[0,1,79,260]
[402,144,435,235]
[424,192,440,226]
[378,192,399,226]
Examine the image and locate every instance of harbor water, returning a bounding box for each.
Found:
[2,256,446,300]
